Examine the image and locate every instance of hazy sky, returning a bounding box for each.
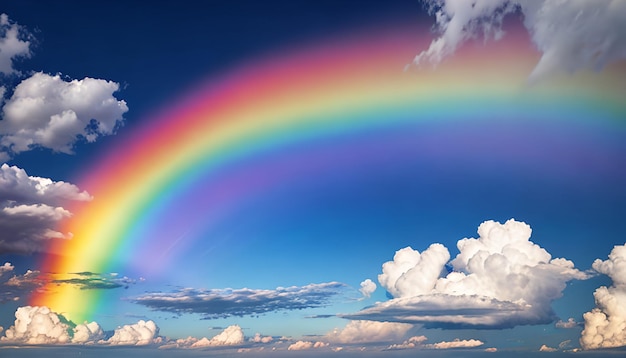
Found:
[0,1,625,356]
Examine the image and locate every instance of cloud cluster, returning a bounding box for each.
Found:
[192,325,244,348]
[105,320,160,346]
[415,0,626,82]
[580,244,626,350]
[555,318,578,329]
[0,306,162,346]
[0,14,128,161]
[287,340,329,350]
[345,219,589,329]
[0,164,92,254]
[387,335,428,350]
[130,282,345,319]
[0,72,128,156]
[325,320,412,344]
[1,306,72,344]
[0,13,31,75]
[250,333,273,343]
[425,338,484,349]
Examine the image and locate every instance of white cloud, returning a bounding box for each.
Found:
[346,219,589,329]
[0,72,128,156]
[539,344,557,352]
[250,333,273,343]
[0,164,91,254]
[191,325,244,347]
[1,306,72,344]
[485,347,498,352]
[287,340,328,350]
[424,338,484,350]
[0,261,14,275]
[0,14,31,75]
[106,320,160,346]
[387,335,428,350]
[359,279,376,299]
[325,320,412,344]
[555,318,578,329]
[415,0,626,82]
[72,321,104,344]
[580,243,626,350]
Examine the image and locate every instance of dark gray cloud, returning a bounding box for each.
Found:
[0,266,139,302]
[130,282,346,319]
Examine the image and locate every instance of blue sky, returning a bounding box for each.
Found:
[0,0,626,356]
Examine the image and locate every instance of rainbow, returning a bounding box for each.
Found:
[33,24,626,322]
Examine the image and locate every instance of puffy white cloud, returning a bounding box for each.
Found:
[555,318,578,329]
[250,333,273,343]
[0,164,91,204]
[0,14,31,75]
[359,278,376,299]
[131,282,345,319]
[386,335,428,350]
[346,219,589,329]
[287,340,328,350]
[0,164,91,254]
[0,261,14,275]
[424,338,484,350]
[539,344,557,352]
[415,1,626,82]
[580,244,626,350]
[106,320,160,346]
[325,320,412,344]
[1,306,72,344]
[71,321,104,344]
[0,72,128,156]
[191,325,244,347]
[485,347,498,352]
[379,244,450,298]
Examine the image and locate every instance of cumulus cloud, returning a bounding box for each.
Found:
[555,318,578,329]
[325,320,412,344]
[344,219,589,329]
[580,244,626,350]
[359,279,376,299]
[250,333,273,343]
[106,320,160,346]
[72,321,104,344]
[287,340,328,350]
[0,72,128,157]
[415,0,626,82]
[539,344,557,352]
[0,14,31,75]
[0,164,92,254]
[1,268,43,302]
[386,335,428,350]
[485,347,498,352]
[424,338,484,349]
[130,282,345,319]
[1,306,72,344]
[191,325,244,348]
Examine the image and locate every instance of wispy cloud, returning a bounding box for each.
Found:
[130,282,346,319]
[0,264,140,302]
[415,0,626,82]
